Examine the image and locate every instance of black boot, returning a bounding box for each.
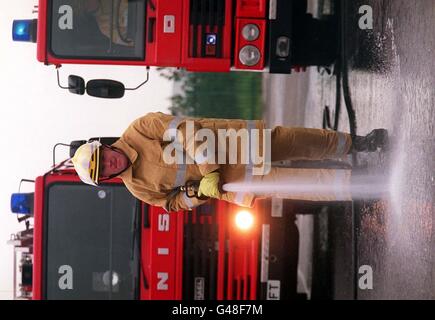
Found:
[351,129,388,152]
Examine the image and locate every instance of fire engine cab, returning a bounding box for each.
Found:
[8,139,299,300]
[12,0,337,98]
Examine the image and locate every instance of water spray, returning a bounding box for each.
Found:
[222,173,391,201]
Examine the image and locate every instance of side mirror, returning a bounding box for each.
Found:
[57,68,149,99]
[86,79,125,99]
[68,75,85,95]
[67,76,124,98]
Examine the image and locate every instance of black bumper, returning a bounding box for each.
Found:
[257,200,300,300]
[268,0,338,73]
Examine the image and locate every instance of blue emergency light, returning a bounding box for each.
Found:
[11,193,34,215]
[12,19,37,42]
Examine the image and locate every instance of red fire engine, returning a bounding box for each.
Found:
[8,138,299,300]
[13,0,337,98]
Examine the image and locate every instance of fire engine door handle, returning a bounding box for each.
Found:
[148,18,156,43]
[143,205,150,229]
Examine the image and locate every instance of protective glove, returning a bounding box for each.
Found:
[198,171,221,199]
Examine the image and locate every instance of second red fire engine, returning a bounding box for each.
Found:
[13,0,337,98]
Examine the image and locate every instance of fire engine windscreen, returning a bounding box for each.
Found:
[44,184,141,299]
[50,0,146,60]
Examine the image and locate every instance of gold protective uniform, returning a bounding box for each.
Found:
[112,112,352,211]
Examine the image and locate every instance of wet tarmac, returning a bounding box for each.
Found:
[264,0,434,299]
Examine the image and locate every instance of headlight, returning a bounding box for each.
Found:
[235,210,254,231]
[239,45,261,67]
[242,24,260,41]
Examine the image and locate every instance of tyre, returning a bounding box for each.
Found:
[294,0,308,14]
[292,14,339,66]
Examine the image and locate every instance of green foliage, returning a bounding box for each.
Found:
[166,71,263,120]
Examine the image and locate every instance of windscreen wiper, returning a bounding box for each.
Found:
[130,201,140,296]
[130,201,148,296]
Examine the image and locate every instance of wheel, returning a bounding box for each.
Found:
[292,13,339,67]
[294,0,308,14]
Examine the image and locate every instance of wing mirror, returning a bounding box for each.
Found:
[57,67,149,99]
[68,75,85,95]
[67,75,125,99]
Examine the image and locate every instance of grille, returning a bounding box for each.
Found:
[182,202,258,300]
[182,205,218,300]
[189,0,226,58]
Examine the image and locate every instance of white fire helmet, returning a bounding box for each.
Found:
[71,141,102,186]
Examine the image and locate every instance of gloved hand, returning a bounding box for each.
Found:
[198,171,221,199]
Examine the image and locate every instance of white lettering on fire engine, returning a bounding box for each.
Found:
[267,280,281,300]
[58,5,73,30]
[158,213,170,232]
[58,265,73,290]
[157,272,169,290]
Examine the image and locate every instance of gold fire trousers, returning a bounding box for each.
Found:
[270,126,352,161]
[255,127,353,202]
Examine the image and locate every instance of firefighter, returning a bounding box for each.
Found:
[72,112,388,211]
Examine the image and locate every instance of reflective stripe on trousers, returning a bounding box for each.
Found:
[234,120,256,205]
[334,132,348,157]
